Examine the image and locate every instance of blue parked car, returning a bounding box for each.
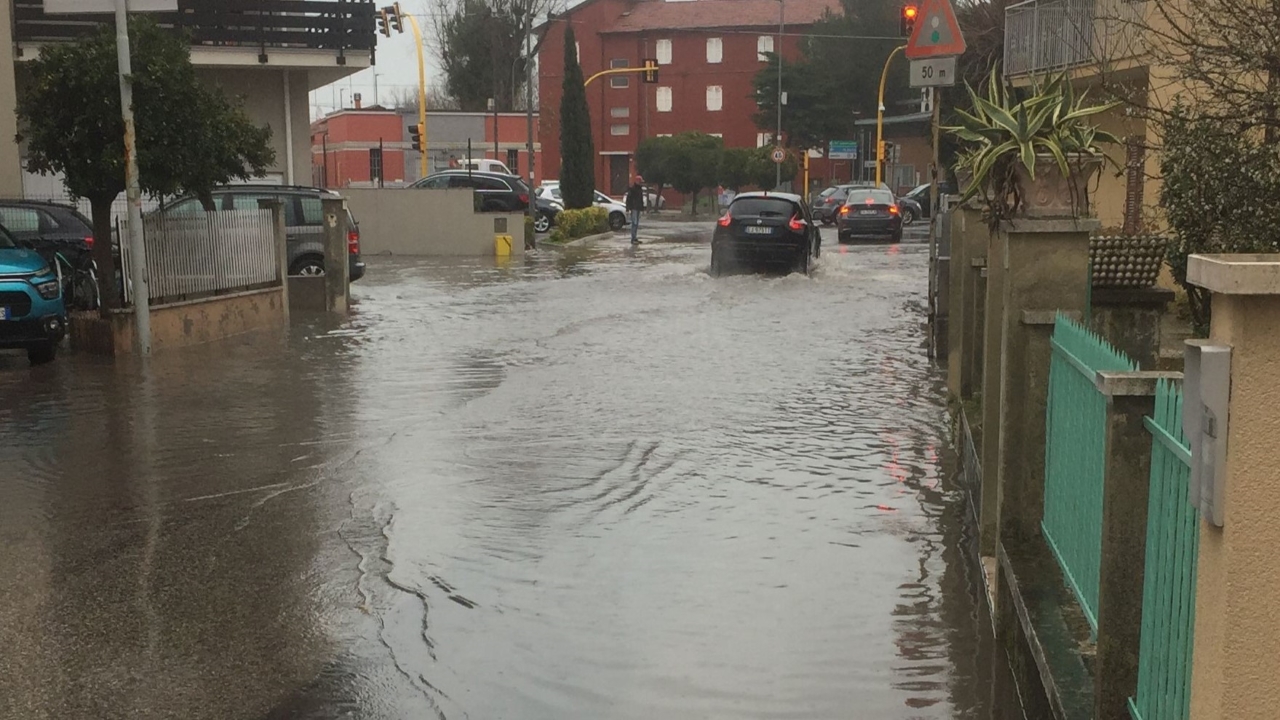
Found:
[0,222,66,365]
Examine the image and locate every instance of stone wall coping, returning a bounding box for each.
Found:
[1188,253,1280,295]
[1095,371,1184,397]
[106,285,282,315]
[1005,217,1102,234]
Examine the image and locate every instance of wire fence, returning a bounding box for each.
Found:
[1004,0,1145,77]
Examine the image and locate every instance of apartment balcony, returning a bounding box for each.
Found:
[1003,0,1146,79]
[12,0,377,69]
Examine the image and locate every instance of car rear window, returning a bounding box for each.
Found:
[731,197,797,217]
[0,224,15,248]
[0,207,41,233]
[846,189,896,205]
[818,187,838,198]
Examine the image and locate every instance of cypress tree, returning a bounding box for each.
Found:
[559,27,595,209]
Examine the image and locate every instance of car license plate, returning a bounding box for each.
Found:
[0,307,8,321]
[859,209,879,215]
[744,226,773,234]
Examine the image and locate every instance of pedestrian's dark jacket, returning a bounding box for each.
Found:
[625,183,645,211]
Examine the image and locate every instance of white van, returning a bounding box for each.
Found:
[459,158,513,175]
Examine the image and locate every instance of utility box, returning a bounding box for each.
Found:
[1184,340,1232,527]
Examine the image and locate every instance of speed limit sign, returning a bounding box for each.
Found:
[771,147,787,164]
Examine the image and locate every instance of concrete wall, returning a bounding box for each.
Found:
[70,287,287,356]
[0,0,23,198]
[342,188,524,257]
[197,68,312,185]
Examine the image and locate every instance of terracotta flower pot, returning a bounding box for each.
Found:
[1013,153,1103,218]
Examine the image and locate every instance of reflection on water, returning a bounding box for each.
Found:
[0,239,1021,719]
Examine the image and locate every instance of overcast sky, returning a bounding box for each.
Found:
[309,0,562,119]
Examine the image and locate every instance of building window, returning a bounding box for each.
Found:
[611,106,631,118]
[756,132,774,148]
[369,147,383,186]
[611,124,631,136]
[656,86,672,112]
[507,148,520,175]
[575,42,581,62]
[706,85,723,112]
[657,133,673,137]
[710,133,723,138]
[706,37,723,64]
[656,38,672,65]
[610,58,629,88]
[757,35,774,61]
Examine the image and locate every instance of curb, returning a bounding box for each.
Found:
[535,230,619,250]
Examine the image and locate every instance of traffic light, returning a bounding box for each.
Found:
[900,4,918,36]
[408,123,424,152]
[377,8,391,37]
[642,58,659,83]
[389,3,404,33]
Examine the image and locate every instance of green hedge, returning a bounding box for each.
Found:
[549,207,609,243]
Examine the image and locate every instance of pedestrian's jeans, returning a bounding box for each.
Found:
[629,209,641,243]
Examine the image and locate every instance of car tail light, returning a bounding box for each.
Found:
[888,205,900,215]
[787,214,805,231]
[519,193,530,205]
[347,229,360,254]
[839,205,850,215]
[84,235,95,249]
[717,212,732,227]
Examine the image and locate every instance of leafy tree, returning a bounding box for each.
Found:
[666,133,724,215]
[559,27,595,209]
[1160,106,1280,335]
[433,0,556,112]
[17,17,274,310]
[636,135,676,201]
[753,0,911,153]
[718,147,756,191]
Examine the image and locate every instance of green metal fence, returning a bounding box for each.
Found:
[1042,314,1137,633]
[1129,380,1198,720]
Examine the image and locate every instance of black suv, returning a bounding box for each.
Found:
[0,200,95,255]
[712,192,820,276]
[411,170,531,212]
[159,186,365,281]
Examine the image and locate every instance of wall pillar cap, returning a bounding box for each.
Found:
[1004,217,1101,234]
[1094,370,1184,397]
[1188,253,1280,295]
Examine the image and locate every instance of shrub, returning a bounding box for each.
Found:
[1160,105,1280,335]
[554,207,609,241]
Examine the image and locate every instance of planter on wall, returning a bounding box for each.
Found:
[1013,154,1104,218]
[1090,234,1167,288]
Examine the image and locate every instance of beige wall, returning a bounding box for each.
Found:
[1188,287,1280,720]
[197,68,312,186]
[70,287,287,356]
[0,0,22,198]
[342,188,524,257]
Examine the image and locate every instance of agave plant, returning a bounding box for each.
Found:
[946,67,1121,223]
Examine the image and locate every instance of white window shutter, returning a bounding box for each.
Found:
[706,37,723,64]
[657,87,673,112]
[757,35,774,61]
[656,39,672,65]
[706,85,723,111]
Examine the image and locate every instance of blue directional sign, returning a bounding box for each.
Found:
[828,140,859,160]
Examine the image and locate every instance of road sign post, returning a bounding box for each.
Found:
[905,0,967,59]
[771,147,787,164]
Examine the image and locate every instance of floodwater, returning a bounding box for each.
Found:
[0,230,1022,719]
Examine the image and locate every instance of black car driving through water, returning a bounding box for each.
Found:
[837,187,903,244]
[711,192,820,276]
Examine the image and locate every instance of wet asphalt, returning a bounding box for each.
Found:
[0,223,1022,719]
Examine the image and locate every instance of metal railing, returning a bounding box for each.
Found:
[1041,313,1138,634]
[13,0,377,55]
[122,209,280,306]
[1004,0,1145,77]
[1129,379,1197,720]
[959,408,983,525]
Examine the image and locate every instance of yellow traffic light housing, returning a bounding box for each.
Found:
[377,8,391,37]
[408,123,425,152]
[900,5,918,37]
[642,58,659,83]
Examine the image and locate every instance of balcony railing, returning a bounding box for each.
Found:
[1004,0,1145,78]
[13,0,377,58]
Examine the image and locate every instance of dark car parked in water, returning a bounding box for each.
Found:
[711,192,820,276]
[837,188,903,243]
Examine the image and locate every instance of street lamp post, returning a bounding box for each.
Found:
[775,0,784,189]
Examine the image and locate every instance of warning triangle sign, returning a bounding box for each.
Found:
[905,0,967,59]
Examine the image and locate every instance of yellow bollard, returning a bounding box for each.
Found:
[494,234,513,258]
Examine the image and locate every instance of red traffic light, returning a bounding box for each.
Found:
[899,4,918,36]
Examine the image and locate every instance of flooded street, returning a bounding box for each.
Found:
[0,231,1020,719]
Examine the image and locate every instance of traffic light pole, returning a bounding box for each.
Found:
[406,14,428,179]
[875,44,906,187]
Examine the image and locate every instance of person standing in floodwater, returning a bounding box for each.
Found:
[625,175,645,245]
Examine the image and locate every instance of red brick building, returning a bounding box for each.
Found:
[310,107,543,188]
[538,0,841,198]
